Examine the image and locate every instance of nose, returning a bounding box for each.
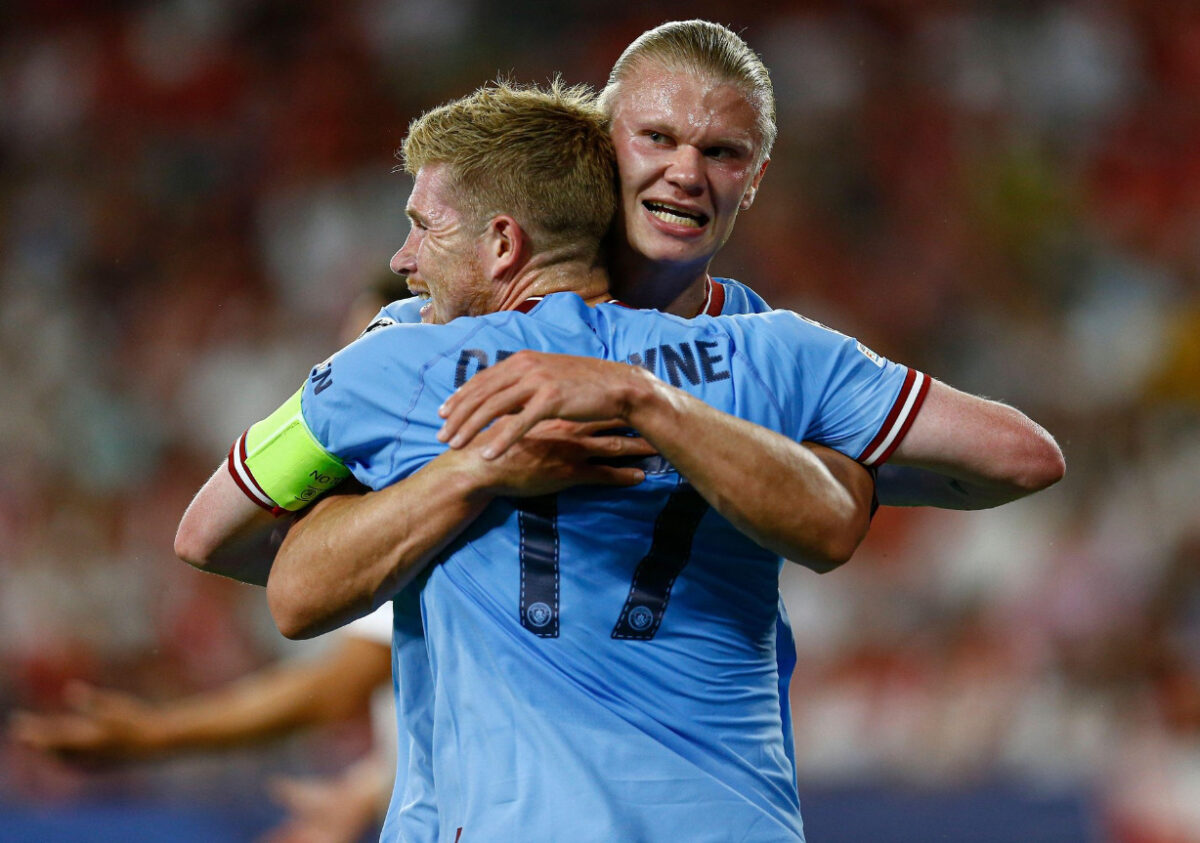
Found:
[390,233,418,276]
[665,145,705,196]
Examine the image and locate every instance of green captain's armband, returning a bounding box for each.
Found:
[236,387,350,511]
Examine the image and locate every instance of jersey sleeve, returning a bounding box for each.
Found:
[226,386,351,515]
[712,277,773,315]
[298,322,454,491]
[741,311,929,466]
[373,296,426,327]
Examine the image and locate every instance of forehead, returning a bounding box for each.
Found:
[611,62,762,147]
[408,163,461,218]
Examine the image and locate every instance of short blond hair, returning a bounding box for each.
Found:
[401,79,617,258]
[600,20,776,161]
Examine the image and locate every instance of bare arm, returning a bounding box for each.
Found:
[438,351,876,571]
[621,379,873,571]
[174,463,281,586]
[267,421,655,640]
[879,379,1065,508]
[8,635,392,762]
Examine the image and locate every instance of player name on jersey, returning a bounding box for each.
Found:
[453,339,732,390]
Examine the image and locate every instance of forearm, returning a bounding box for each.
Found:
[138,637,389,752]
[175,464,280,586]
[884,379,1065,508]
[625,379,872,570]
[267,451,494,639]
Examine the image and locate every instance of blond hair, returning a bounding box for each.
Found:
[600,20,776,161]
[401,79,617,258]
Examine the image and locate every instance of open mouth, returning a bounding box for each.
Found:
[643,201,708,229]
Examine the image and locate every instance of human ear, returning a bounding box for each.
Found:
[740,157,770,210]
[484,215,527,281]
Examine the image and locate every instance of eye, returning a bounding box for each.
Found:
[645,131,671,145]
[704,146,738,161]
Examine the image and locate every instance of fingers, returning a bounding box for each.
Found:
[63,681,99,712]
[577,434,656,459]
[8,711,49,748]
[473,411,542,460]
[565,419,633,436]
[9,711,92,753]
[438,363,526,443]
[583,466,646,487]
[439,385,534,450]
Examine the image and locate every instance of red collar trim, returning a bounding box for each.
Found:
[514,297,544,313]
[515,295,633,313]
[702,276,725,316]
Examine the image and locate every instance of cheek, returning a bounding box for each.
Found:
[716,171,754,209]
[616,146,653,193]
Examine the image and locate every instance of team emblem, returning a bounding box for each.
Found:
[526,602,553,628]
[628,605,654,631]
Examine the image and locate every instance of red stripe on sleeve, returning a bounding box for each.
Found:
[226,432,286,516]
[856,370,930,466]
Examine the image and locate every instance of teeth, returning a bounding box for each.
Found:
[645,202,705,228]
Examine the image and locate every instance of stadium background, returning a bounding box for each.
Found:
[1,1,1197,840]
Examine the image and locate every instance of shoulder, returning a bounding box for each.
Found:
[374,296,426,326]
[712,276,772,315]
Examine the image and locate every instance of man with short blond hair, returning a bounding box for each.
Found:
[183,77,950,841]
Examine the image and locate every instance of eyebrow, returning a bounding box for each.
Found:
[634,116,755,154]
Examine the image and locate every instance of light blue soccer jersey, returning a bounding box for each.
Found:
[295,292,926,842]
[362,295,442,843]
[375,279,788,841]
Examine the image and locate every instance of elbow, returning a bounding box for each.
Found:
[789,508,869,575]
[816,516,869,573]
[791,540,855,575]
[173,522,213,571]
[267,579,319,640]
[1014,432,1066,496]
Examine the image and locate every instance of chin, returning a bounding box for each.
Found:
[639,237,708,267]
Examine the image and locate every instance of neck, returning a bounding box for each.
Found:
[607,239,710,317]
[496,261,612,311]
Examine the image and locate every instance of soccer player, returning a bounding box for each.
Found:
[213,79,926,841]
[176,20,1062,842]
[252,22,1061,838]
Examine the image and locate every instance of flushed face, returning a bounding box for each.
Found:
[608,62,768,273]
[390,163,489,324]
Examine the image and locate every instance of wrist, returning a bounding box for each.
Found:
[429,447,504,506]
[623,370,681,438]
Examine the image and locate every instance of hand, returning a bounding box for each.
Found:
[438,351,657,458]
[259,757,388,843]
[8,682,164,764]
[465,417,656,497]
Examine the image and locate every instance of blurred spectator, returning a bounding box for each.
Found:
[0,1,1197,840]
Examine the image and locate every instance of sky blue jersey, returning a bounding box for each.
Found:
[376,278,785,842]
[296,292,927,842]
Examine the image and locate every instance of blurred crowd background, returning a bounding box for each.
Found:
[1,0,1197,840]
